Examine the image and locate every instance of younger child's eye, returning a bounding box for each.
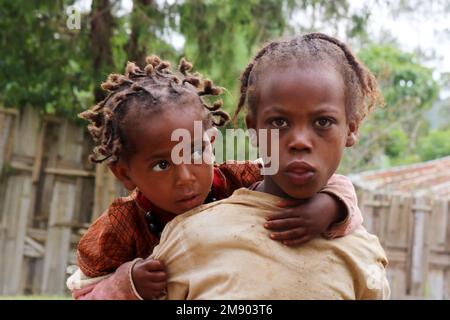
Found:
[152,160,170,172]
[314,118,334,128]
[270,118,288,128]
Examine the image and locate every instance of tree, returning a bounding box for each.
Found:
[91,0,115,102]
[0,0,371,120]
[338,44,440,173]
[0,0,93,116]
[418,129,450,161]
[164,0,371,125]
[2,0,446,172]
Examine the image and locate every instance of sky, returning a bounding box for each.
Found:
[75,0,450,89]
[353,0,450,74]
[291,0,450,74]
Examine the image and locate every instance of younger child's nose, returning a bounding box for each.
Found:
[174,164,196,187]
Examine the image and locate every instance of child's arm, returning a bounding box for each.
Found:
[74,207,167,300]
[218,162,362,244]
[67,259,142,300]
[319,174,363,239]
[77,212,135,278]
[67,258,167,300]
[264,173,363,246]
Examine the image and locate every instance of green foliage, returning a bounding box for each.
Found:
[359,45,439,115]
[0,0,93,117]
[0,0,371,119]
[0,0,448,173]
[417,129,450,161]
[339,43,442,173]
[168,0,287,116]
[385,126,409,158]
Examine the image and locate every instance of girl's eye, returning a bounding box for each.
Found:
[315,118,333,128]
[271,118,288,128]
[152,160,170,172]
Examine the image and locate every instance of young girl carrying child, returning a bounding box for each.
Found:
[147,32,389,299]
[67,55,363,299]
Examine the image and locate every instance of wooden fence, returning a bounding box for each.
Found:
[1,106,449,299]
[0,107,126,296]
[358,190,450,299]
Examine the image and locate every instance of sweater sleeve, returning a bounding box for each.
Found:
[77,211,135,278]
[320,174,363,239]
[67,259,143,300]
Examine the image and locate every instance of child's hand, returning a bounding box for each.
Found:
[131,258,167,299]
[264,193,346,247]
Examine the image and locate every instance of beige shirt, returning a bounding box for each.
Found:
[151,188,390,300]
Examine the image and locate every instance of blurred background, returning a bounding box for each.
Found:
[0,0,449,299]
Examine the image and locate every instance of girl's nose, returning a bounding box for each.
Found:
[174,164,196,187]
[287,128,313,153]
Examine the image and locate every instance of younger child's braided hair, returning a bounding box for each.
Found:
[79,55,230,164]
[233,33,383,124]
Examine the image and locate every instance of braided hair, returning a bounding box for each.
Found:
[233,33,383,125]
[79,55,230,164]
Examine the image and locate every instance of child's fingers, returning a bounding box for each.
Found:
[264,218,303,230]
[276,199,306,208]
[146,271,167,282]
[142,259,165,271]
[266,209,299,221]
[269,227,307,241]
[148,281,167,292]
[136,279,167,298]
[282,236,312,247]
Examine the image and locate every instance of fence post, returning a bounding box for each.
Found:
[409,196,431,297]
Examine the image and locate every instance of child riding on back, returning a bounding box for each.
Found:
[68,55,363,299]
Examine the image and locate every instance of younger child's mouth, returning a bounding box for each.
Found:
[176,193,201,207]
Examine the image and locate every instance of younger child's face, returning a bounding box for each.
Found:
[111,103,215,215]
[247,65,357,199]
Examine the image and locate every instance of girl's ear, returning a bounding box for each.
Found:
[346,121,359,147]
[108,162,136,191]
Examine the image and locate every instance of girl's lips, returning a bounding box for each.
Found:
[285,160,316,172]
[284,170,315,185]
[283,160,316,185]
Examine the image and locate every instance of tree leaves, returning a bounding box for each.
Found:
[0,0,447,169]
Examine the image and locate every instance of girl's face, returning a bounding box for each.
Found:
[246,65,357,199]
[110,104,215,215]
